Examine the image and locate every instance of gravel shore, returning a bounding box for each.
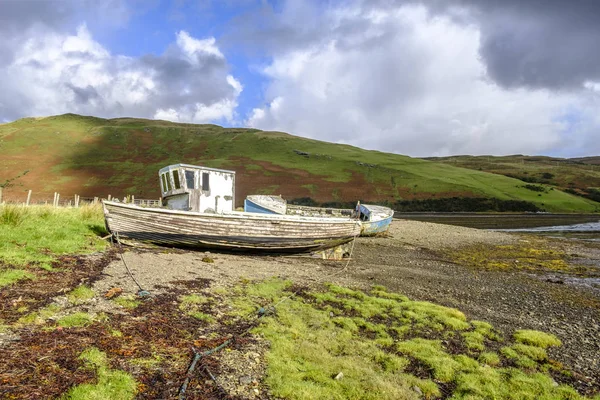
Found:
[96,219,600,393]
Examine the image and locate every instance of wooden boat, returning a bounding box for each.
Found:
[102,164,361,252]
[244,195,394,236]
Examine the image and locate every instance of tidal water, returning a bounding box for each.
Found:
[496,221,600,241]
[396,213,600,241]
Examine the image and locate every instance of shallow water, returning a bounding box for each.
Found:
[497,221,600,233]
[496,221,600,241]
[396,213,600,240]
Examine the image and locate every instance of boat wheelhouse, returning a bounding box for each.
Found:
[159,164,235,213]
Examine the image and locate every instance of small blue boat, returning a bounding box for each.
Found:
[355,203,395,236]
[244,195,394,236]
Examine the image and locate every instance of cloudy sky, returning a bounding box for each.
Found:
[1,0,599,157]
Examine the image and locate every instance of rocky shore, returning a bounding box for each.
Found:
[92,219,600,393]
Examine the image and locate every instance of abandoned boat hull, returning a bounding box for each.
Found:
[103,201,361,252]
[356,204,394,236]
[360,215,394,235]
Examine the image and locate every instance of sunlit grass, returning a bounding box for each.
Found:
[222,279,592,400]
[178,293,214,322]
[57,312,95,328]
[0,268,35,288]
[0,204,108,271]
[68,286,95,304]
[514,329,562,348]
[113,295,141,309]
[61,347,136,399]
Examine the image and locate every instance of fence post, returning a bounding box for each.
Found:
[108,194,112,201]
[74,194,80,208]
[26,190,32,206]
[56,193,60,207]
[53,192,57,207]
[131,195,135,204]
[94,197,98,205]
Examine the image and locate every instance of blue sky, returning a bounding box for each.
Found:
[0,0,599,157]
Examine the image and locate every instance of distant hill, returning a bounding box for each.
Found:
[0,114,598,212]
[424,155,600,205]
[570,156,600,165]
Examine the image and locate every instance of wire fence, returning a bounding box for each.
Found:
[0,188,160,208]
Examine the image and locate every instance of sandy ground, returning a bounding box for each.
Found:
[94,220,600,391]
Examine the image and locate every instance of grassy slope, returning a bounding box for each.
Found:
[0,114,598,212]
[425,155,600,192]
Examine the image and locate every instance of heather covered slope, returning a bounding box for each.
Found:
[0,114,598,212]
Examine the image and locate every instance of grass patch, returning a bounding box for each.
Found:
[514,329,562,348]
[61,347,136,399]
[0,204,108,268]
[0,268,35,288]
[0,204,26,226]
[57,312,95,328]
[178,293,214,322]
[478,351,501,366]
[68,286,95,304]
[113,295,141,309]
[189,311,214,322]
[18,303,62,325]
[397,338,462,382]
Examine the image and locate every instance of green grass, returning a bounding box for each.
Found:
[17,303,62,325]
[0,204,108,268]
[514,329,562,348]
[426,154,600,198]
[68,286,95,304]
[178,293,214,322]
[113,295,142,309]
[0,268,35,288]
[1,113,598,211]
[57,312,95,328]
[62,347,136,399]
[221,279,592,400]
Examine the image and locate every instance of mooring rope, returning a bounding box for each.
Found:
[111,232,151,298]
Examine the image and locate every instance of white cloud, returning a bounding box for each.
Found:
[246,3,599,156]
[176,31,224,61]
[0,25,241,124]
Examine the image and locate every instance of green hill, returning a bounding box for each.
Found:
[424,155,600,205]
[1,114,598,212]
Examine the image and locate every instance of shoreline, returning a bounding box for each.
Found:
[91,220,600,391]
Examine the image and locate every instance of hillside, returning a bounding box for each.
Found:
[0,114,598,212]
[424,155,600,204]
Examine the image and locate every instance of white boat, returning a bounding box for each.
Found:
[244,195,394,236]
[102,164,361,252]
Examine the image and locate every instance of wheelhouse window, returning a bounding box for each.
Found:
[161,173,167,193]
[185,170,195,189]
[172,170,181,189]
[162,173,172,192]
[202,172,210,191]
